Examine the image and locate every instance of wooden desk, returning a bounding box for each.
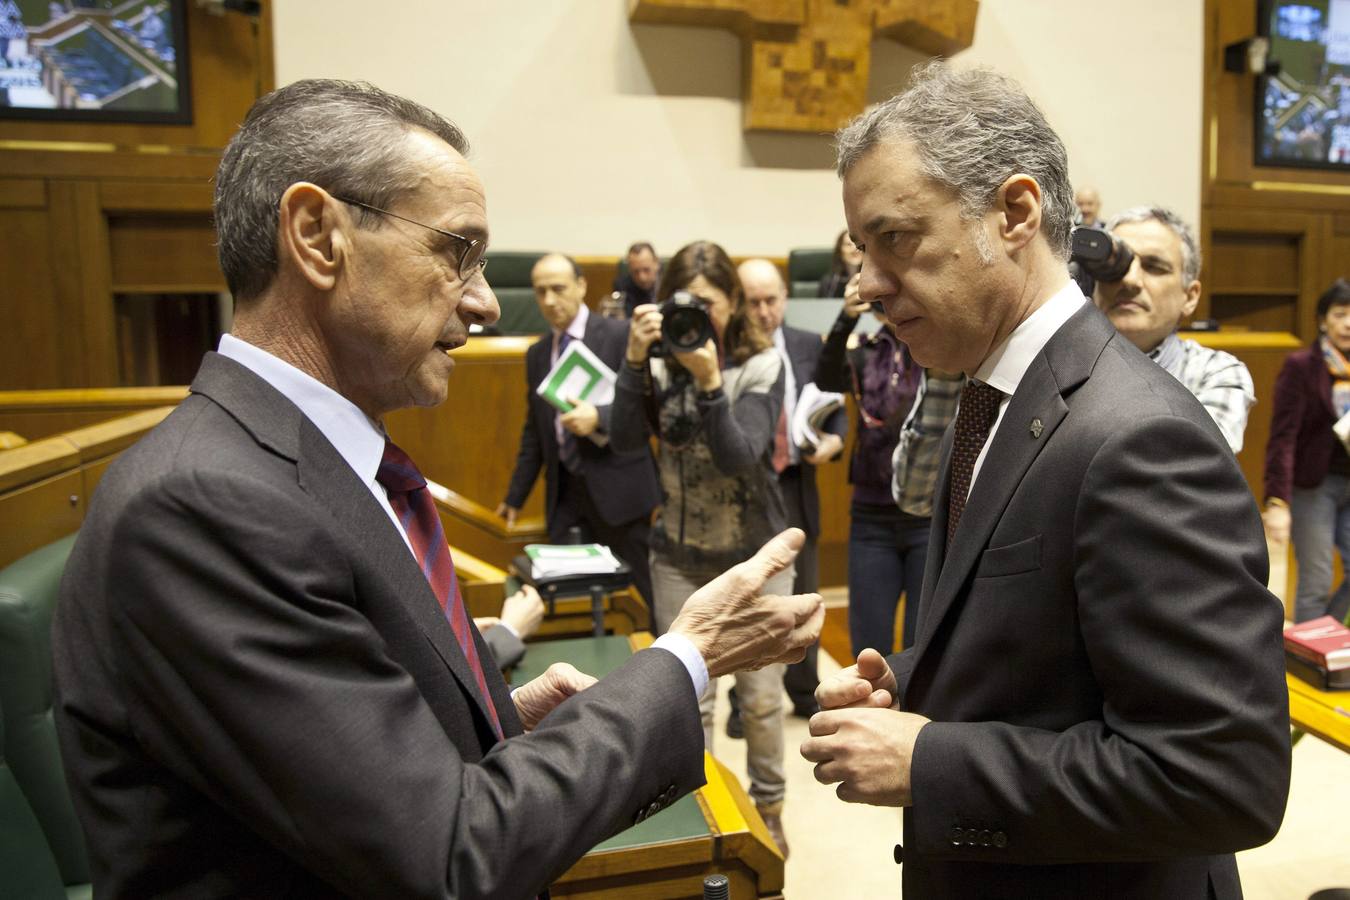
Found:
[511,634,784,899]
[1287,673,1350,754]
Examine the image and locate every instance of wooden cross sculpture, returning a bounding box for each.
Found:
[630,0,980,133]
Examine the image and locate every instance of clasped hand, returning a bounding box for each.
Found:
[800,648,929,807]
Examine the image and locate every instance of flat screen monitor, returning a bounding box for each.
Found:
[0,0,191,124]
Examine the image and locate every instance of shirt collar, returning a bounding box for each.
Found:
[555,303,589,342]
[973,279,1086,396]
[216,333,387,488]
[772,326,786,352]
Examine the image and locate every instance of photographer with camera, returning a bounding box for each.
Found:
[609,239,792,857]
[1091,206,1255,452]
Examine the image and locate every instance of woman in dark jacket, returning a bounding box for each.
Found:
[1263,278,1350,624]
[609,240,792,853]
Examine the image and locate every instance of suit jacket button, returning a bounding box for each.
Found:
[978,829,991,847]
[950,827,965,846]
[993,831,1007,848]
[893,843,904,865]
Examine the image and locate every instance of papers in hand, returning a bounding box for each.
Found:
[791,382,844,452]
[536,341,617,413]
[525,543,621,579]
[1335,409,1350,452]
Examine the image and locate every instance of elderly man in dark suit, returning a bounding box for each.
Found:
[801,62,1290,899]
[51,79,823,900]
[497,252,659,608]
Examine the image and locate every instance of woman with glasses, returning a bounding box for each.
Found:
[814,274,959,657]
[609,240,791,856]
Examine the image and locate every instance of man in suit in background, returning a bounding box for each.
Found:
[738,257,846,720]
[613,241,660,317]
[801,63,1289,899]
[497,252,659,608]
[52,79,824,900]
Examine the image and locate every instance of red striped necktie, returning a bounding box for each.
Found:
[377,440,503,740]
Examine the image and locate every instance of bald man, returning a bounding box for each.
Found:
[499,253,659,607]
[738,258,848,718]
[1076,185,1104,228]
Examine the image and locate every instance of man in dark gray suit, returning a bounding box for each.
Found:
[801,63,1290,899]
[51,79,823,900]
[497,252,658,607]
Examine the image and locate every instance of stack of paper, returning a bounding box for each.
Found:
[525,543,622,579]
[536,343,617,413]
[792,382,844,452]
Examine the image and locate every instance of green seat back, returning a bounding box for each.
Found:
[0,534,90,888]
[783,297,844,336]
[486,251,549,335]
[0,694,68,900]
[787,247,833,298]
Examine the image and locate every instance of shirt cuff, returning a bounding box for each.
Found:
[499,621,520,640]
[651,632,709,699]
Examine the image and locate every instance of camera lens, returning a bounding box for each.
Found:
[666,307,707,351]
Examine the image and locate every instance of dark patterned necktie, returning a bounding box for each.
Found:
[377,441,503,739]
[946,381,1004,547]
[556,332,580,473]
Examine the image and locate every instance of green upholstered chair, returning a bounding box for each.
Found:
[486,251,549,336]
[787,247,834,298]
[0,534,92,900]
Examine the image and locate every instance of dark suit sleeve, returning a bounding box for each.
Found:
[481,625,527,671]
[1262,354,1308,504]
[504,352,545,509]
[813,310,858,394]
[608,364,653,454]
[908,413,1290,864]
[700,353,783,476]
[107,470,704,900]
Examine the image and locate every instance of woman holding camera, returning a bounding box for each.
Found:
[609,240,792,855]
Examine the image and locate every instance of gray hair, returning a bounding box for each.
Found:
[1105,205,1202,286]
[835,61,1075,261]
[214,79,469,301]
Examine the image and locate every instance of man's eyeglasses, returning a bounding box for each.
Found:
[333,196,487,280]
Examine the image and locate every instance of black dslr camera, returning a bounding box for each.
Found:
[1068,225,1134,298]
[650,290,714,357]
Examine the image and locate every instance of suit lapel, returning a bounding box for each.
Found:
[911,305,1110,656]
[193,354,505,737]
[293,424,506,735]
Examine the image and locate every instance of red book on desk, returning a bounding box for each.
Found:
[1284,616,1350,671]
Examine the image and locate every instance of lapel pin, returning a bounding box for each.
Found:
[1029,418,1043,438]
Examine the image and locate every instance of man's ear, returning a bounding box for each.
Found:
[277,182,344,292]
[1181,279,1202,318]
[576,276,588,297]
[996,173,1043,253]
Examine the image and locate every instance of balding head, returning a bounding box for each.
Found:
[738,258,787,335]
[1075,186,1102,225]
[532,253,587,331]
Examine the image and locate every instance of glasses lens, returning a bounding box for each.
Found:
[459,241,486,280]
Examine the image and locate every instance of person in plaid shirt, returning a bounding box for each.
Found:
[1093,206,1255,452]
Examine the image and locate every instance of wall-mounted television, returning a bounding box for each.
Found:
[0,0,191,125]
[1256,0,1350,170]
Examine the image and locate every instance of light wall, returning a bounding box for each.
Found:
[274,0,1202,256]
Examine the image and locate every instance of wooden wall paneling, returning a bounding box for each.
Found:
[107,214,223,293]
[1204,208,1327,339]
[73,180,118,386]
[0,181,61,391]
[0,469,83,570]
[43,180,97,387]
